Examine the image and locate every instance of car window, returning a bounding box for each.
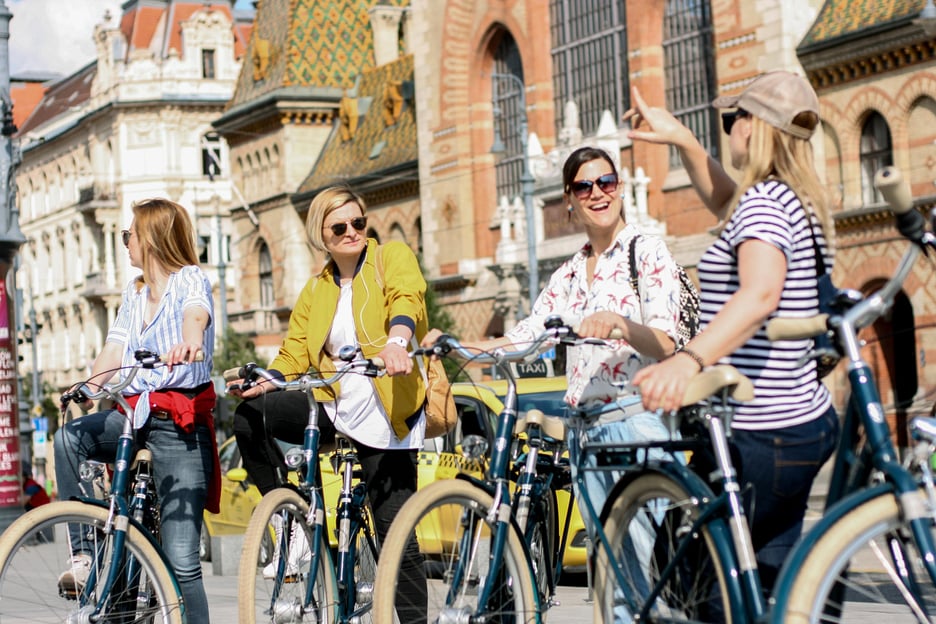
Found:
[499,391,568,419]
[219,438,241,473]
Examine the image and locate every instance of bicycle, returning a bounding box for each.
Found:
[763,167,936,621]
[229,345,384,624]
[373,320,711,623]
[0,349,191,624]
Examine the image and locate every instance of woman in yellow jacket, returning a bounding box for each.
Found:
[229,186,427,615]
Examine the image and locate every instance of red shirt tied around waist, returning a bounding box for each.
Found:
[124,384,222,514]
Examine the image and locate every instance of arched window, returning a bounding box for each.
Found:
[492,32,525,202]
[663,0,717,168]
[860,112,893,205]
[258,242,274,311]
[550,0,628,136]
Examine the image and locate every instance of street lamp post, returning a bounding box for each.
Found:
[491,72,539,309]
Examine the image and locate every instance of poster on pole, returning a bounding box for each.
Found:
[0,279,21,507]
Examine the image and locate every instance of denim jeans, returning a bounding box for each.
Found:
[731,406,839,593]
[54,410,214,623]
[568,410,674,623]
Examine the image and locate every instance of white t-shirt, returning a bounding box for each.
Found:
[320,283,424,449]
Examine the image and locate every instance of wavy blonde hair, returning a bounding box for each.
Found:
[726,115,832,241]
[131,198,199,287]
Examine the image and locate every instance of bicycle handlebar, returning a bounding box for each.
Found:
[224,347,385,395]
[61,349,205,406]
[416,316,622,367]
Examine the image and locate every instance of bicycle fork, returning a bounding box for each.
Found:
[334,443,373,623]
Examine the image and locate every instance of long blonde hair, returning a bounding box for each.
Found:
[727,115,832,241]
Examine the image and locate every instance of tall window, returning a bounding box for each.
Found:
[663,0,717,168]
[259,243,274,311]
[492,33,525,202]
[202,133,222,179]
[201,49,216,79]
[860,112,893,205]
[550,0,628,136]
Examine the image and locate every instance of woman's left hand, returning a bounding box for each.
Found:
[379,343,413,376]
[633,355,698,413]
[164,341,203,371]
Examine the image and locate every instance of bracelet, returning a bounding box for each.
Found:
[678,347,705,371]
[386,336,409,349]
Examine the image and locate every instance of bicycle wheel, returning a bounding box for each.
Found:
[596,473,731,623]
[0,500,183,624]
[373,478,538,623]
[527,485,559,602]
[351,511,380,623]
[238,488,338,624]
[784,490,936,623]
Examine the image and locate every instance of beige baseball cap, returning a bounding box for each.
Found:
[712,71,820,140]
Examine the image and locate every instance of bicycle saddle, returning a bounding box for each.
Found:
[514,408,566,442]
[681,365,754,406]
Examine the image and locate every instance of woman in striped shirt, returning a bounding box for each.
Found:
[626,71,839,592]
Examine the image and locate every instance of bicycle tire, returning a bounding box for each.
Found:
[0,500,183,624]
[352,511,380,623]
[238,488,338,624]
[596,472,732,623]
[783,490,936,623]
[527,485,559,602]
[373,478,538,623]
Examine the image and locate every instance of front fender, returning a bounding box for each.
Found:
[767,483,894,622]
[76,497,186,621]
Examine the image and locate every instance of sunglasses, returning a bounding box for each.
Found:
[721,109,750,135]
[121,229,132,247]
[569,173,619,199]
[325,216,367,237]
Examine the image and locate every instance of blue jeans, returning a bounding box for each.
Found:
[54,410,214,623]
[568,410,674,623]
[731,406,839,593]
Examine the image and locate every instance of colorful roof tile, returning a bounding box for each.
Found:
[297,54,417,194]
[800,0,930,47]
[228,0,408,109]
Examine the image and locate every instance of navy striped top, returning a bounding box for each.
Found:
[698,178,832,430]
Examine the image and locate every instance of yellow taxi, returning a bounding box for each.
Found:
[202,376,587,573]
[447,376,589,573]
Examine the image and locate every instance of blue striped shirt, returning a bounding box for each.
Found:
[107,265,214,427]
[698,179,832,430]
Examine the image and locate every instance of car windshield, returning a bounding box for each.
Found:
[498,390,568,419]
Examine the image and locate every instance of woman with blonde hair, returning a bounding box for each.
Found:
[627,71,839,593]
[230,185,428,616]
[55,198,218,622]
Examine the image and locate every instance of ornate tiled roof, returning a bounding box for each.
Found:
[297,54,417,194]
[800,0,929,48]
[228,0,409,110]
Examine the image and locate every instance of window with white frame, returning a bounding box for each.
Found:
[860,111,893,206]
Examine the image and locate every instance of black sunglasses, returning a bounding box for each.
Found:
[325,216,367,237]
[569,173,619,199]
[121,229,132,247]
[721,109,750,135]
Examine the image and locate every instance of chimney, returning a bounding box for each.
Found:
[368,3,405,67]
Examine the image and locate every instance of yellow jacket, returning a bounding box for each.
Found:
[269,239,428,439]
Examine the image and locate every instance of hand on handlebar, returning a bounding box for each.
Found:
[576,311,627,341]
[378,341,413,376]
[162,341,203,371]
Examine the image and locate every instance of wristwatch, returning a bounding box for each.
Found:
[386,336,409,349]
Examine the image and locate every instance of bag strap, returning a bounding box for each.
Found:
[806,210,829,277]
[374,244,384,290]
[628,235,640,296]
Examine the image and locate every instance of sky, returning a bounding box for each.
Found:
[8,0,255,78]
